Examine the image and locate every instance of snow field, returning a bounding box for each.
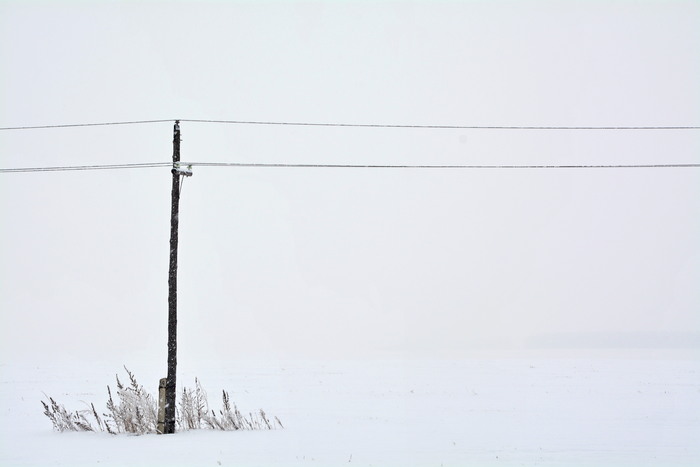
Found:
[1,355,698,466]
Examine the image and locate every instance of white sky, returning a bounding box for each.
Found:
[1,1,699,363]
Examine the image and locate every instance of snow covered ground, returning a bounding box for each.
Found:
[1,352,698,467]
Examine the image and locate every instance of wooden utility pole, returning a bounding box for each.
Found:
[164,120,181,434]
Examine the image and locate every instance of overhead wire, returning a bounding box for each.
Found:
[1,119,699,131]
[2,161,699,173]
[184,162,700,169]
[0,120,173,131]
[0,162,171,173]
[180,119,700,130]
[2,119,698,173]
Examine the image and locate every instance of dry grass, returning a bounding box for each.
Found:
[42,367,282,435]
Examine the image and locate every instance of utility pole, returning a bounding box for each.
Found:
[164,120,183,434]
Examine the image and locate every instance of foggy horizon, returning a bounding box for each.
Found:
[1,1,698,364]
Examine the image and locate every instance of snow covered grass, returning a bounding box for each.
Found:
[1,352,699,466]
[41,367,282,434]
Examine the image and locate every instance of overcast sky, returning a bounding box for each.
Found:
[1,1,699,364]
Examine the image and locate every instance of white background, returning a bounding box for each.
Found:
[1,0,698,364]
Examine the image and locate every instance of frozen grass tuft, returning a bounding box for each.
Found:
[105,367,157,434]
[41,397,105,433]
[178,378,283,431]
[42,367,282,435]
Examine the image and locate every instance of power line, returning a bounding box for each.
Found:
[181,119,700,130]
[0,120,173,131]
[2,161,699,174]
[185,162,700,169]
[0,162,171,173]
[1,118,699,131]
